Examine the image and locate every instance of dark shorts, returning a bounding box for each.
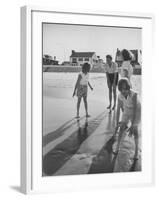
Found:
[107,73,119,86]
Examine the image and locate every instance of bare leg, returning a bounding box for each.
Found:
[107,86,112,109]
[76,97,81,118]
[113,123,127,154]
[83,97,90,117]
[112,86,117,110]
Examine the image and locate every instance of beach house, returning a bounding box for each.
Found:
[70,50,98,67]
[43,54,59,65]
[115,48,142,74]
[115,48,142,67]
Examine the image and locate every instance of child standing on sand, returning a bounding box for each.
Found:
[73,63,93,118]
[116,78,141,160]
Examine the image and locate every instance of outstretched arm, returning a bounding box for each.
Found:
[116,98,123,126]
[131,93,137,126]
[88,82,93,90]
[128,93,138,136]
[73,74,81,97]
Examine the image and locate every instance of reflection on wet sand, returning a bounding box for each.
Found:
[42,73,141,176]
[43,117,84,147]
[43,109,141,176]
[88,136,115,174]
[43,112,106,176]
[77,118,88,144]
[43,109,140,176]
[88,111,115,174]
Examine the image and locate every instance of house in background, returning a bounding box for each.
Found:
[61,61,72,66]
[115,48,142,67]
[115,48,142,74]
[43,54,59,65]
[70,50,98,67]
[96,56,104,68]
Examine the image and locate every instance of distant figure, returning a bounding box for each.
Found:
[73,63,93,118]
[104,55,119,111]
[120,49,133,87]
[116,78,141,160]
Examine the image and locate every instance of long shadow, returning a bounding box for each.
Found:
[43,117,85,147]
[76,118,88,144]
[43,112,106,176]
[88,112,120,174]
[88,135,115,174]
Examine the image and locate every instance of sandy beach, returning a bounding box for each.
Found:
[42,72,141,176]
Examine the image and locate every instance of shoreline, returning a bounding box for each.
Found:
[43,65,142,75]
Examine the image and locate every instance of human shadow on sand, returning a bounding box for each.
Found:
[43,112,106,176]
[43,117,85,147]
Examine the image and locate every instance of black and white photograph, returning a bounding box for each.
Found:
[42,23,142,176]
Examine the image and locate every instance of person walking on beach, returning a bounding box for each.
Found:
[115,78,141,161]
[120,49,133,87]
[104,55,119,111]
[73,62,93,118]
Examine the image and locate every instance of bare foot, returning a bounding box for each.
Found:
[107,105,111,109]
[75,115,80,119]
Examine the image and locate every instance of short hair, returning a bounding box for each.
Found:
[121,49,132,61]
[106,55,112,60]
[82,62,91,73]
[118,79,130,91]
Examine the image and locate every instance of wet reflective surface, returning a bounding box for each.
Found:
[42,73,141,176]
[43,111,141,176]
[43,112,106,175]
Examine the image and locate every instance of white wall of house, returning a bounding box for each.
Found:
[70,53,98,67]
[70,57,92,66]
[77,57,90,66]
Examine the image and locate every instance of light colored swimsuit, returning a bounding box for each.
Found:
[77,72,89,98]
[120,61,133,87]
[118,90,141,126]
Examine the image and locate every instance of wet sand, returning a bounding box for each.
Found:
[42,72,141,176]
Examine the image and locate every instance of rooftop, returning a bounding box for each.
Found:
[70,51,95,58]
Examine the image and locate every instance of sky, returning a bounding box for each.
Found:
[43,23,142,64]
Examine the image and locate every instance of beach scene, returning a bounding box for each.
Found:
[42,23,142,176]
[42,72,141,176]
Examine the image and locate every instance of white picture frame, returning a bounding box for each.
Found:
[21,6,155,194]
